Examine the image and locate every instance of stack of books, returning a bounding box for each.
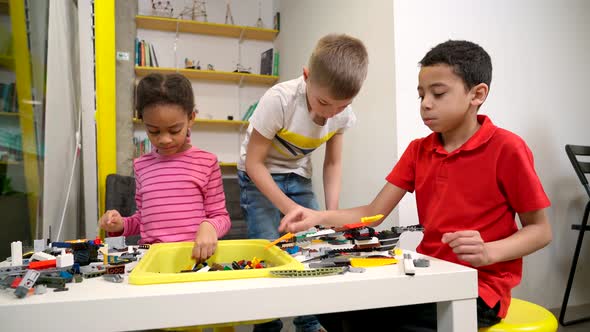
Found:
[135,38,159,67]
[133,136,152,157]
[0,82,17,113]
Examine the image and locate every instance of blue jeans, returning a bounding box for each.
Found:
[238,171,322,332]
[238,171,320,240]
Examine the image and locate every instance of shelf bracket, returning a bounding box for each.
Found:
[238,28,245,43]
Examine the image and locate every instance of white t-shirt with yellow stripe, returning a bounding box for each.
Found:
[238,76,356,178]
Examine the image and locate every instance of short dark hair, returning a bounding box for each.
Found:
[135,73,195,119]
[419,40,492,90]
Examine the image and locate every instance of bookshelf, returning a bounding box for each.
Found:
[133,118,249,126]
[134,7,279,168]
[0,160,21,165]
[135,66,278,85]
[0,55,14,70]
[219,162,238,167]
[0,111,19,117]
[135,15,278,41]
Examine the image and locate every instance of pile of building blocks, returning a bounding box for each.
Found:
[271,224,429,277]
[1,236,143,299]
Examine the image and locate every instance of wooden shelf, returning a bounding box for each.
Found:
[0,111,19,117]
[193,119,248,126]
[0,55,14,70]
[136,15,278,41]
[133,118,248,126]
[135,66,278,86]
[0,160,21,165]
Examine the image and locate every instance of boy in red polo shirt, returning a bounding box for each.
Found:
[279,40,552,330]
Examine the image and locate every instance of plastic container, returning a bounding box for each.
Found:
[129,239,303,285]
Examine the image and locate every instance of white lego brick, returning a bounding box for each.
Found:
[11,241,22,266]
[31,252,56,261]
[56,253,74,268]
[33,239,46,252]
[354,237,380,245]
[305,229,336,237]
[403,253,416,276]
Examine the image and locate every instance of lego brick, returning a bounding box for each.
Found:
[33,239,46,252]
[31,252,56,261]
[11,241,23,266]
[14,270,41,298]
[28,260,57,270]
[56,253,74,268]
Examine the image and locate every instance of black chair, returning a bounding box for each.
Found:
[220,177,249,240]
[105,174,140,244]
[559,144,590,326]
[105,174,137,217]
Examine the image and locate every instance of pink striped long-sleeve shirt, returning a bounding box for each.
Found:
[122,147,231,244]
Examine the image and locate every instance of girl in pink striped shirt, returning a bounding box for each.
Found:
[99,73,231,262]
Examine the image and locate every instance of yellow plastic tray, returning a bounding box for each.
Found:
[129,239,304,285]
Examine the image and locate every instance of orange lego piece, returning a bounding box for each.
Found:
[265,233,295,249]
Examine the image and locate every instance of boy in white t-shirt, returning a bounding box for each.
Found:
[236,33,369,332]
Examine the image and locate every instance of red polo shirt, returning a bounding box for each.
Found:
[386,115,550,318]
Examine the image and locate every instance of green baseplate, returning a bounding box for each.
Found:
[270,267,345,277]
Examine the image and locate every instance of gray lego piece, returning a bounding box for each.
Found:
[14,269,41,298]
[34,284,47,295]
[413,258,430,268]
[104,236,127,251]
[103,274,124,283]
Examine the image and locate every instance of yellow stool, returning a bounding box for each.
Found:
[479,298,558,332]
[163,318,275,332]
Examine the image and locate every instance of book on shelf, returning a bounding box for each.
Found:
[150,42,159,67]
[135,38,140,66]
[241,101,259,121]
[0,82,17,113]
[140,40,145,66]
[0,83,4,112]
[0,129,23,162]
[133,136,152,157]
[145,41,151,67]
[260,48,273,76]
[273,12,280,31]
[272,51,279,76]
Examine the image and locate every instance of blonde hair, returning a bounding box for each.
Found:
[308,34,369,100]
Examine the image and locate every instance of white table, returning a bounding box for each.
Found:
[0,252,477,332]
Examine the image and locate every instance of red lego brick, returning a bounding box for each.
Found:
[28,260,57,270]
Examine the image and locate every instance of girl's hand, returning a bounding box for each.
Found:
[99,210,124,233]
[442,230,492,267]
[192,221,218,263]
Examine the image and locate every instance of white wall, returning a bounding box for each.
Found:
[275,0,397,230]
[394,0,590,309]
